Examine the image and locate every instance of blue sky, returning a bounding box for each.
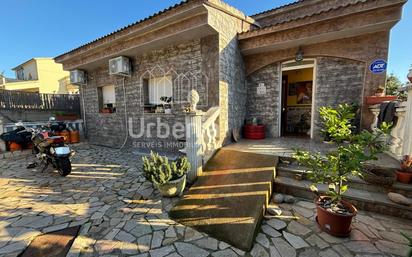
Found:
[1,0,410,82]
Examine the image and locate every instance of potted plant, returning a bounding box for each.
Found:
[319,104,356,143]
[160,96,173,114]
[365,86,398,105]
[375,86,385,97]
[395,155,412,184]
[101,108,113,114]
[143,151,190,197]
[294,118,390,236]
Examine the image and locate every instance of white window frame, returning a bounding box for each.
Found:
[148,76,173,105]
[102,85,116,105]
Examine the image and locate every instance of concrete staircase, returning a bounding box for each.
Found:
[169,149,278,251]
[274,157,412,219]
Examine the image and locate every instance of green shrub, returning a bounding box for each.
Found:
[143,151,190,185]
[319,104,356,143]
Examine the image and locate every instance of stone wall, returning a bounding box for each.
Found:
[246,63,280,137]
[313,57,365,138]
[82,38,218,150]
[206,5,252,144]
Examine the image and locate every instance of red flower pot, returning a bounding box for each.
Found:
[315,197,357,237]
[243,125,265,140]
[395,170,412,184]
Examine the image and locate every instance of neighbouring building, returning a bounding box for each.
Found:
[54,0,407,149]
[2,58,78,94]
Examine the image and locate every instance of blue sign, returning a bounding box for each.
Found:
[369,59,387,74]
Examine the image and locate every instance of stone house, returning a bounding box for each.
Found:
[54,0,407,149]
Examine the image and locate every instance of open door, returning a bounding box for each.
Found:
[280,60,315,138]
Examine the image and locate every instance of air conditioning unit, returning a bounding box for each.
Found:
[70,70,87,85]
[109,56,131,76]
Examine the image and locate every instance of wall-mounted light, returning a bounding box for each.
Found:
[295,47,304,62]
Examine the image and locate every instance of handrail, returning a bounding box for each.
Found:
[184,104,221,182]
[202,107,220,128]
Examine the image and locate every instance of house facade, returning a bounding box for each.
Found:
[3,58,78,94]
[54,0,407,149]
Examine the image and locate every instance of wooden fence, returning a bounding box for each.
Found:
[0,90,80,114]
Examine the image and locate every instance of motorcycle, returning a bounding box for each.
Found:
[30,127,74,176]
[1,119,74,176]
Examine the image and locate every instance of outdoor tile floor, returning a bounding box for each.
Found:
[0,143,410,257]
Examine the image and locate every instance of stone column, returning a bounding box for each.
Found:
[185,112,204,183]
[369,104,381,130]
[0,117,6,153]
[390,103,406,156]
[402,84,412,155]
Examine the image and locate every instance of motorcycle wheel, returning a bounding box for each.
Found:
[57,157,71,176]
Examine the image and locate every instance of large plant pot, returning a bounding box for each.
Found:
[364,96,397,105]
[315,197,357,237]
[243,125,265,140]
[155,175,186,197]
[395,170,412,184]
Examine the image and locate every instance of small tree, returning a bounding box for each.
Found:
[386,73,407,99]
[295,116,391,206]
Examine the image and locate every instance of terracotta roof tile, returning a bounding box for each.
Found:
[251,0,304,17]
[239,0,368,37]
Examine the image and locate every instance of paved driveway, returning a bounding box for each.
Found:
[0,143,410,257]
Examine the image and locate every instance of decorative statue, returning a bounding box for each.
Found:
[188,89,200,112]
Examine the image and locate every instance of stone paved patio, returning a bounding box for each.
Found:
[0,143,411,257]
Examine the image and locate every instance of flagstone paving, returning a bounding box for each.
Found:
[0,143,411,257]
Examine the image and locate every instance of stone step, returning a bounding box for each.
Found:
[277,164,412,198]
[274,176,412,219]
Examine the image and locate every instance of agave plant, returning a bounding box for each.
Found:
[143,151,190,185]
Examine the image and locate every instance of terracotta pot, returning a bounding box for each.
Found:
[8,142,22,152]
[395,170,412,184]
[364,96,398,105]
[25,143,33,150]
[155,175,186,197]
[101,108,112,113]
[60,130,71,144]
[56,115,79,121]
[69,130,80,144]
[315,197,357,237]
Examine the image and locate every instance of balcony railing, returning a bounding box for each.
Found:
[369,83,412,158]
